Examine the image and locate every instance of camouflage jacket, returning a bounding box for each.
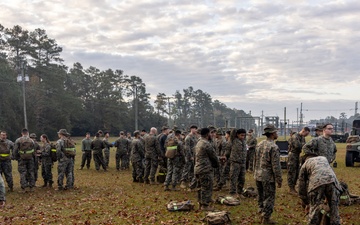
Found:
[226,138,247,164]
[288,132,306,154]
[114,137,131,155]
[91,137,106,155]
[184,133,198,162]
[302,136,337,163]
[144,134,162,159]
[254,138,282,184]
[103,137,113,151]
[41,142,52,164]
[14,136,35,160]
[56,137,73,160]
[194,137,219,175]
[0,139,14,160]
[130,138,144,162]
[246,135,257,150]
[298,156,342,205]
[81,138,92,151]
[215,137,227,156]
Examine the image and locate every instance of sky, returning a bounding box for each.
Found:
[1,0,359,124]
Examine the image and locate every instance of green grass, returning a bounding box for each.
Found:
[1,138,360,224]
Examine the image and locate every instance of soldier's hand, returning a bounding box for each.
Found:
[277,183,282,188]
[305,205,310,214]
[0,201,5,208]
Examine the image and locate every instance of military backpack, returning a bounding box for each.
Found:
[19,137,34,160]
[0,140,10,160]
[63,138,76,157]
[202,211,231,225]
[165,135,178,159]
[216,196,240,206]
[50,143,57,162]
[166,200,194,212]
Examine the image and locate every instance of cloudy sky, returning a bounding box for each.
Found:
[1,0,359,123]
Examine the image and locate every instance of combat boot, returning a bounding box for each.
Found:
[138,177,144,183]
[144,179,150,184]
[180,181,187,189]
[164,186,171,191]
[200,205,214,211]
[9,186,13,192]
[289,187,297,195]
[49,181,53,188]
[42,182,48,188]
[262,217,276,224]
[171,186,180,191]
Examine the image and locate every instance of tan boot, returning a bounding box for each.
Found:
[262,217,276,224]
[289,187,297,195]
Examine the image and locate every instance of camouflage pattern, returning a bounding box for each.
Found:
[81,138,92,169]
[91,137,107,171]
[41,142,53,185]
[158,133,168,169]
[164,139,185,187]
[302,136,337,163]
[196,173,213,206]
[0,175,5,201]
[246,134,257,171]
[114,136,131,170]
[0,139,14,189]
[144,134,162,182]
[287,132,306,189]
[226,138,247,194]
[217,140,230,189]
[298,156,341,225]
[180,133,197,183]
[103,137,113,168]
[130,138,144,180]
[33,140,41,183]
[213,137,225,186]
[56,138,74,189]
[14,136,36,189]
[254,138,282,220]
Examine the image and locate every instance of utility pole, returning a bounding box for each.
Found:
[300,103,303,129]
[131,84,138,131]
[16,60,29,129]
[284,107,287,140]
[261,110,264,134]
[296,108,299,131]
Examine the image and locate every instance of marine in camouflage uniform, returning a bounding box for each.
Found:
[103,132,113,168]
[213,130,226,188]
[287,127,310,194]
[226,129,247,196]
[254,124,282,224]
[246,130,257,172]
[30,133,41,185]
[302,123,337,164]
[91,133,107,171]
[14,128,36,191]
[158,126,169,170]
[0,174,5,205]
[144,128,162,184]
[114,131,131,170]
[0,131,14,192]
[180,125,198,189]
[298,155,341,225]
[194,128,219,211]
[80,132,92,169]
[40,134,53,187]
[56,129,75,190]
[131,131,144,183]
[164,130,185,190]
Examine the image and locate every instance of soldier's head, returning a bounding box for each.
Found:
[225,130,231,141]
[86,132,90,138]
[247,130,254,138]
[30,133,37,140]
[97,130,103,137]
[175,130,182,138]
[104,131,110,138]
[236,129,247,141]
[189,125,198,134]
[315,125,323,137]
[216,129,223,138]
[150,127,157,135]
[322,123,334,137]
[0,131,7,140]
[21,128,29,136]
[57,129,69,138]
[119,131,125,137]
[208,126,216,139]
[40,134,50,143]
[262,124,278,140]
[200,127,211,140]
[134,130,140,138]
[162,126,169,135]
[300,127,310,137]
[141,129,147,136]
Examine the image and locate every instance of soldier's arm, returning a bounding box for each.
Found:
[271,145,283,187]
[298,164,309,205]
[155,138,163,158]
[42,144,51,157]
[207,143,220,168]
[81,140,85,151]
[224,141,231,159]
[13,140,20,160]
[184,137,192,162]
[56,140,63,159]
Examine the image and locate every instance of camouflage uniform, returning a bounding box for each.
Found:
[144,134,162,183]
[130,138,144,182]
[114,136,131,170]
[298,156,341,225]
[164,138,185,188]
[302,136,337,163]
[213,136,225,187]
[56,137,74,189]
[194,137,219,207]
[254,138,282,220]
[33,140,41,184]
[41,142,53,186]
[217,140,231,189]
[80,137,92,169]
[0,139,14,191]
[14,136,36,189]
[158,133,168,169]
[226,138,247,195]
[103,137,113,168]
[180,133,197,185]
[91,137,107,171]
[0,175,5,201]
[287,132,306,190]
[246,134,257,171]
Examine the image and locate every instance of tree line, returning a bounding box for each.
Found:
[0,24,254,139]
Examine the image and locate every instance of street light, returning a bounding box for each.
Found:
[16,60,29,129]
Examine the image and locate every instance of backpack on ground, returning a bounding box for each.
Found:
[64,138,76,157]
[156,166,167,183]
[50,143,57,162]
[165,135,178,159]
[202,211,231,225]
[166,200,194,211]
[243,187,258,198]
[216,196,240,206]
[19,137,34,160]
[340,181,352,206]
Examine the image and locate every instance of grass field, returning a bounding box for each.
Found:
[1,137,360,224]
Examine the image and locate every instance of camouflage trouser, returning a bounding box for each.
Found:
[213,166,221,187]
[180,160,194,183]
[104,148,110,167]
[0,175,5,201]
[18,158,35,189]
[80,150,92,169]
[287,152,300,189]
[93,152,107,171]
[246,148,255,171]
[144,158,158,182]
[196,173,213,206]
[131,160,144,180]
[256,180,276,219]
[116,152,129,170]
[308,183,340,225]
[217,161,230,188]
[57,157,74,189]
[34,156,40,183]
[164,157,183,187]
[0,160,13,189]
[41,161,53,184]
[229,162,246,194]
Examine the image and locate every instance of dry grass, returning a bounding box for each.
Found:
[1,137,359,224]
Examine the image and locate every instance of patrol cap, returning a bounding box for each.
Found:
[161,126,169,131]
[216,129,223,135]
[57,129,70,136]
[262,124,278,135]
[29,133,37,138]
[133,130,140,136]
[97,130,103,134]
[190,125,198,129]
[315,125,323,131]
